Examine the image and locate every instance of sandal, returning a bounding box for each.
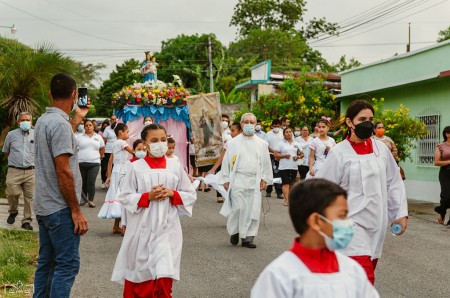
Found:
[217,197,224,203]
[204,188,211,192]
[434,206,446,225]
[88,201,96,208]
[113,228,122,234]
[283,202,289,206]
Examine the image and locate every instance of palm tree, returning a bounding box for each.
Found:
[0,37,75,147]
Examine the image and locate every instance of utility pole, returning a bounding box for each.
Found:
[406,22,411,52]
[208,37,214,93]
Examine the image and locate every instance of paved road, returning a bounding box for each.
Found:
[1,182,450,297]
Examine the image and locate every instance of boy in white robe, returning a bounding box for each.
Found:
[111,124,196,297]
[221,113,272,248]
[251,179,379,298]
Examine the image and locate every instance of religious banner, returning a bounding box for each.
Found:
[187,92,223,167]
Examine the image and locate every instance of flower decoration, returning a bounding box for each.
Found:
[113,76,190,108]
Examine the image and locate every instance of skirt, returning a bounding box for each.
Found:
[98,171,123,219]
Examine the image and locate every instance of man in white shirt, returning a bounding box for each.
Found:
[254,120,268,143]
[101,115,117,188]
[265,119,284,199]
[221,113,272,248]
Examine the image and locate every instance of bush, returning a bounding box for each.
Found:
[372,98,428,162]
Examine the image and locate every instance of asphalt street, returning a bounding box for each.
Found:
[1,181,450,297]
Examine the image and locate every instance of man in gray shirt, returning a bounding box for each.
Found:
[2,112,35,230]
[33,73,89,298]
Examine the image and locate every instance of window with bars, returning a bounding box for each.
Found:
[416,113,440,165]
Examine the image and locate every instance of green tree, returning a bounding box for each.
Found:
[372,98,428,162]
[230,0,337,38]
[437,26,450,42]
[331,55,362,72]
[96,59,141,117]
[228,28,331,72]
[156,33,225,93]
[0,38,76,146]
[246,73,336,129]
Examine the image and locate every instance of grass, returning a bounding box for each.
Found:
[0,228,38,297]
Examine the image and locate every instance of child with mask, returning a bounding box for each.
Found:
[98,123,134,234]
[251,179,379,298]
[111,123,196,297]
[120,139,147,236]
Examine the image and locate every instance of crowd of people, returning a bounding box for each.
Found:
[2,72,449,297]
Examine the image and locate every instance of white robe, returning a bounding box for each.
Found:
[220,134,272,238]
[111,157,197,284]
[251,251,380,298]
[316,139,408,259]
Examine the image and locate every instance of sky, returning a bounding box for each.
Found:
[0,0,449,85]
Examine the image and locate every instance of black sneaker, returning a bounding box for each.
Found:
[242,241,257,248]
[230,233,239,245]
[276,194,284,199]
[7,212,18,224]
[265,192,271,198]
[21,223,33,231]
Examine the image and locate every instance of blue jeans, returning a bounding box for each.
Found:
[33,208,80,298]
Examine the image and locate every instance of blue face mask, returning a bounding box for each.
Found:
[19,121,31,132]
[294,131,300,137]
[135,150,147,159]
[318,215,354,251]
[78,124,84,132]
[243,124,255,135]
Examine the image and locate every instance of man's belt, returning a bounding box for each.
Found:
[8,165,34,170]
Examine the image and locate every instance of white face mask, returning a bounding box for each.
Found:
[135,150,147,159]
[144,120,152,126]
[220,121,229,129]
[273,127,280,133]
[255,125,261,132]
[148,141,168,158]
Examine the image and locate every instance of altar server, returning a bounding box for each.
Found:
[316,100,408,284]
[220,113,272,248]
[111,124,197,297]
[251,179,379,298]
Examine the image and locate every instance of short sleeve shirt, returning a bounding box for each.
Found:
[275,139,302,170]
[34,107,81,216]
[77,132,105,164]
[2,128,35,167]
[103,126,117,153]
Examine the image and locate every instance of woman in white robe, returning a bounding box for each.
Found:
[316,100,408,284]
[111,124,196,296]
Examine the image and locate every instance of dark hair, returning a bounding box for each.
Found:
[443,126,450,142]
[374,121,383,133]
[311,121,317,128]
[141,123,167,140]
[133,139,145,150]
[143,116,152,124]
[281,117,288,122]
[317,119,330,127]
[167,137,176,144]
[222,114,229,120]
[343,100,375,137]
[283,127,292,137]
[114,123,127,136]
[301,125,309,131]
[289,179,347,235]
[271,119,281,126]
[84,119,93,127]
[230,122,242,131]
[50,73,76,100]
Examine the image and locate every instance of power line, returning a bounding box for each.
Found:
[0,0,148,47]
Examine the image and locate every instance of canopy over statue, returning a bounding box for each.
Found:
[141,51,158,83]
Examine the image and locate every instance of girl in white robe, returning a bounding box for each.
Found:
[111,124,196,297]
[316,100,408,284]
[308,118,336,178]
[251,179,379,298]
[98,123,134,234]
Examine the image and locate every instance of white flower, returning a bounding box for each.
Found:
[173,75,181,80]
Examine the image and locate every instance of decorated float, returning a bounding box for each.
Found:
[113,52,191,170]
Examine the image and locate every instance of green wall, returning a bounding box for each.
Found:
[341,77,450,182]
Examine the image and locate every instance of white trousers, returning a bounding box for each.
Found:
[227,188,259,238]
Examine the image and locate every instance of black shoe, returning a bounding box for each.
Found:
[230,233,239,245]
[7,212,18,224]
[265,192,271,198]
[21,223,33,231]
[435,206,446,223]
[276,194,284,199]
[242,241,257,248]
